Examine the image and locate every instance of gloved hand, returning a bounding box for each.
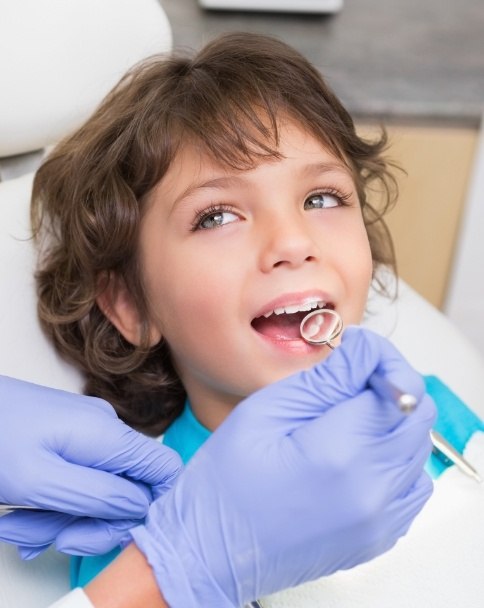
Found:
[0,375,182,559]
[131,327,436,608]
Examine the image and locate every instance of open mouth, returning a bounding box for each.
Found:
[251,299,334,341]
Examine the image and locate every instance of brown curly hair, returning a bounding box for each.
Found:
[31,32,397,436]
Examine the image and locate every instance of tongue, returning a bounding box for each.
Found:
[252,312,307,340]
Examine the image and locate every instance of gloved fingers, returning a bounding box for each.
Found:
[233,327,426,434]
[311,326,426,410]
[4,453,163,519]
[0,510,76,556]
[0,507,141,557]
[287,390,421,468]
[402,467,434,505]
[59,423,183,500]
[353,389,435,466]
[0,376,116,440]
[370,437,434,510]
[106,430,183,500]
[382,469,434,541]
[377,404,435,464]
[25,457,154,519]
[0,376,182,511]
[18,544,52,560]
[55,517,140,555]
[340,470,433,573]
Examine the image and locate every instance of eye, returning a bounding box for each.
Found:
[304,191,342,210]
[192,205,239,231]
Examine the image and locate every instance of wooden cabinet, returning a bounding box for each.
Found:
[358,123,478,309]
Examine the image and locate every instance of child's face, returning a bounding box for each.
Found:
[133,120,372,428]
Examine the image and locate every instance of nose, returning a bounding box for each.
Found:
[258,211,320,273]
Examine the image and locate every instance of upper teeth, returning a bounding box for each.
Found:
[263,300,326,318]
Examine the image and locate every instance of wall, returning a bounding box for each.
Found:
[358,122,478,309]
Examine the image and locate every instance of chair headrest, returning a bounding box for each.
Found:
[0,0,172,158]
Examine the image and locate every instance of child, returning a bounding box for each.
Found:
[31,30,398,587]
[32,32,471,601]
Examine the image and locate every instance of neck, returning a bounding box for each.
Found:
[186,389,242,431]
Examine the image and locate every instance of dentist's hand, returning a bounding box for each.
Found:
[0,376,182,558]
[130,327,436,608]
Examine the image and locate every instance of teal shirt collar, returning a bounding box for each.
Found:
[162,400,212,465]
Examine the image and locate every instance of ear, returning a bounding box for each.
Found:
[96,273,162,347]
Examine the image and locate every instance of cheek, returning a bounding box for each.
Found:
[336,218,373,270]
[351,231,373,285]
[358,235,374,283]
[357,256,374,313]
[142,245,238,338]
[339,226,373,314]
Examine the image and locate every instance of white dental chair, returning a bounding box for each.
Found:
[1,2,484,606]
[0,1,172,606]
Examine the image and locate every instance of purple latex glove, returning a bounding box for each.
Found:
[0,376,182,558]
[131,327,436,607]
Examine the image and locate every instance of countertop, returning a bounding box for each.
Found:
[161,0,484,126]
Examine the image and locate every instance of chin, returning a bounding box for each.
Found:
[259,357,327,388]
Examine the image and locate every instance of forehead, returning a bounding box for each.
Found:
[151,120,355,205]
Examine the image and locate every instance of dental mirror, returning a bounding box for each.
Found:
[299,308,343,348]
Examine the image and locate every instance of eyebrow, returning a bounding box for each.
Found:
[301,161,351,178]
[170,160,352,212]
[173,176,241,208]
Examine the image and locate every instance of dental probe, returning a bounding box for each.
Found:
[362,374,482,482]
[0,504,41,516]
[430,429,482,483]
[367,372,417,414]
[299,308,481,482]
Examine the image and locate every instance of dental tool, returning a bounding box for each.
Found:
[299,308,481,482]
[430,429,482,483]
[0,504,41,516]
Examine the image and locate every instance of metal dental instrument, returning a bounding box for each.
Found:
[299,308,481,481]
[299,308,343,349]
[0,504,41,516]
[367,372,418,415]
[430,429,482,483]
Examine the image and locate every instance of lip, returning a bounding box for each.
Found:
[251,290,334,321]
[253,326,333,354]
[258,335,323,353]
